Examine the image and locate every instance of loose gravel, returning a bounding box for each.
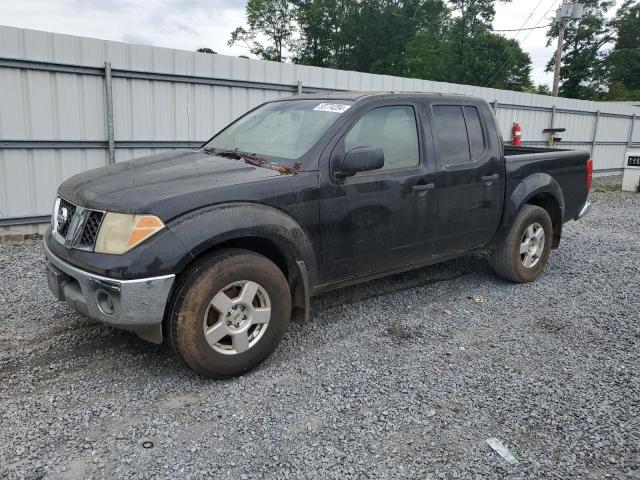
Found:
[1,176,638,479]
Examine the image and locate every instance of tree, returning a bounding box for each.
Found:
[293,0,454,76]
[228,0,296,62]
[405,24,533,91]
[290,0,357,68]
[604,0,640,100]
[405,0,533,90]
[404,28,451,82]
[449,0,499,24]
[545,0,613,99]
[196,47,217,54]
[465,29,533,90]
[357,0,450,76]
[448,0,501,81]
[523,84,552,95]
[231,0,534,92]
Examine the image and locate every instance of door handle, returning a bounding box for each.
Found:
[412,182,435,192]
[481,173,499,182]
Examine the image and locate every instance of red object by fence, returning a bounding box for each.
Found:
[512,122,522,146]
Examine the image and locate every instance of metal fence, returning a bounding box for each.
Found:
[1,25,638,230]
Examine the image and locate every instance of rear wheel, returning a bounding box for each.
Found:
[492,205,553,283]
[167,249,291,378]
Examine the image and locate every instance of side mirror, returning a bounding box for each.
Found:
[335,147,385,178]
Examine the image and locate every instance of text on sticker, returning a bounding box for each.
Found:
[313,103,351,113]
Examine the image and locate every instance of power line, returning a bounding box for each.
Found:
[388,11,552,33]
[385,10,551,34]
[493,24,551,32]
[482,6,556,88]
[344,0,557,88]
[477,0,549,86]
[478,0,558,87]
[344,0,553,35]
[355,0,559,88]
[303,0,558,87]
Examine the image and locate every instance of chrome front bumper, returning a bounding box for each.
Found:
[575,201,592,220]
[43,239,175,344]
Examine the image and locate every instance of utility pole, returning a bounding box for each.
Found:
[552,1,584,97]
[552,18,567,97]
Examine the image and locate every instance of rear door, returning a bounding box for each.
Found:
[319,102,438,282]
[429,103,504,253]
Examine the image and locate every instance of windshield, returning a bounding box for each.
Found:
[203,100,353,160]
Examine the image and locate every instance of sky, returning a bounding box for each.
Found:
[0,0,625,87]
[494,0,571,86]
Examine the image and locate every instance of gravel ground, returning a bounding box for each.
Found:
[1,176,638,479]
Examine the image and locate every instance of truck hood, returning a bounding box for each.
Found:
[58,150,284,219]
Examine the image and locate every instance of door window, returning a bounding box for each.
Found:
[463,106,485,160]
[432,105,470,166]
[433,105,487,167]
[344,106,420,170]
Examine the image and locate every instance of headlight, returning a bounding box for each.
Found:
[94,213,165,254]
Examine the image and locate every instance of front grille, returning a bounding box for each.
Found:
[57,198,77,238]
[78,211,104,248]
[53,197,104,251]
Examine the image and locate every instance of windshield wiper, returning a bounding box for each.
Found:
[205,147,265,164]
[203,147,301,175]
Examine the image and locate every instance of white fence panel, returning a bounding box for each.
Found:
[593,145,629,171]
[1,25,638,230]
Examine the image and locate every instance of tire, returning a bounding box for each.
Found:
[492,205,553,283]
[167,248,291,378]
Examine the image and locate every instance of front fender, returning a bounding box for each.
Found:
[167,202,320,287]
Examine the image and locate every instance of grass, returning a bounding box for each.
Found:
[593,184,620,193]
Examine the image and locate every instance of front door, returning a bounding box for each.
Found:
[319,103,438,283]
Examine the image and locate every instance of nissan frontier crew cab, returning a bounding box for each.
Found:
[44,92,593,378]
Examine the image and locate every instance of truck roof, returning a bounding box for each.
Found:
[281,91,479,103]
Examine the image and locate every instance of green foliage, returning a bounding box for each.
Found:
[289,0,360,69]
[196,48,217,54]
[228,0,296,62]
[541,0,640,100]
[290,0,452,76]
[546,0,614,100]
[404,29,451,82]
[405,25,533,90]
[604,0,640,100]
[605,82,640,100]
[227,0,640,99]
[449,0,499,24]
[231,0,534,92]
[523,84,552,95]
[402,0,532,91]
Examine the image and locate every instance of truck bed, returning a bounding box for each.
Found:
[502,144,590,223]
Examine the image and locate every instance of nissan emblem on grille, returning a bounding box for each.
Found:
[56,207,69,230]
[52,197,104,251]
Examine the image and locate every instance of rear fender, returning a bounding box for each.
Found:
[492,173,565,248]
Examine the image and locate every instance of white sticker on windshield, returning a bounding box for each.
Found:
[313,103,351,114]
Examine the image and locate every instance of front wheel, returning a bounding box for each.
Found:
[167,249,291,378]
[492,205,553,283]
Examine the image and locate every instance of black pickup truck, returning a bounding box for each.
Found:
[44,92,592,378]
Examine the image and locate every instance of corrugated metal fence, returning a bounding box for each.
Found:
[1,25,638,230]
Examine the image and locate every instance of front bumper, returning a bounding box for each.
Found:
[44,239,175,344]
[575,201,592,220]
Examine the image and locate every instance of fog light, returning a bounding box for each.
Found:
[96,289,115,315]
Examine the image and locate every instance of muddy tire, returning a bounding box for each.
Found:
[167,249,291,378]
[492,205,553,283]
